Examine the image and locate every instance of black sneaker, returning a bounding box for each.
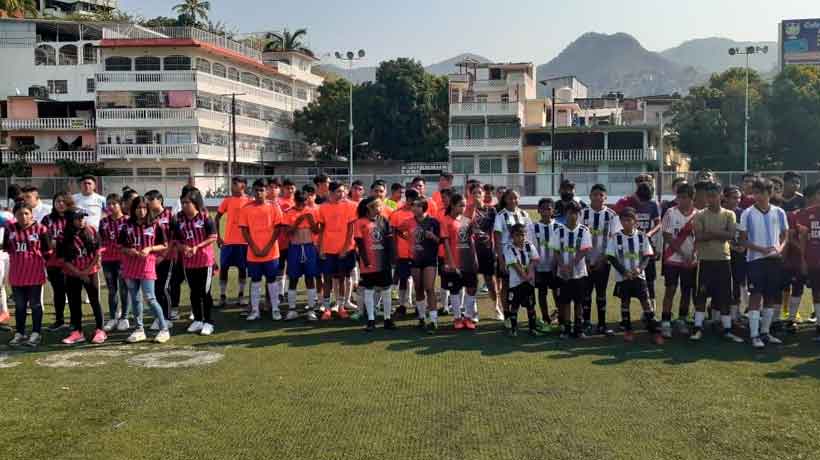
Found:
[365,320,376,332]
[528,328,543,337]
[417,319,426,329]
[47,321,69,332]
[583,321,593,336]
[508,328,518,337]
[597,324,615,336]
[438,308,449,317]
[426,321,437,335]
[396,306,407,317]
[785,321,798,335]
[384,319,397,330]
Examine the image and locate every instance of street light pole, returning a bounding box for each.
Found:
[217,92,246,183]
[728,45,768,172]
[334,49,366,184]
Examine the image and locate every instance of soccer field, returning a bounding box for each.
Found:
[2,275,820,460]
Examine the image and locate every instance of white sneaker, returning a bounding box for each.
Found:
[690,330,703,341]
[188,312,195,321]
[344,301,358,311]
[126,329,147,343]
[154,329,171,343]
[724,332,744,343]
[187,321,204,333]
[661,323,673,339]
[116,319,130,331]
[285,310,298,321]
[495,306,505,321]
[150,318,160,331]
[200,323,214,336]
[246,311,261,321]
[103,319,118,332]
[26,332,41,347]
[764,334,783,345]
[9,332,26,346]
[752,336,765,349]
[272,310,283,321]
[306,310,318,321]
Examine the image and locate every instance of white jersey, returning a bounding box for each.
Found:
[503,241,539,288]
[661,206,698,267]
[494,208,533,247]
[581,206,621,263]
[549,223,592,280]
[32,202,52,223]
[738,205,788,262]
[72,192,106,229]
[530,221,561,272]
[606,230,654,282]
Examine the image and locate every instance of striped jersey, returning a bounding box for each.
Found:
[470,206,496,256]
[153,207,175,260]
[2,222,50,286]
[494,208,533,247]
[549,224,592,280]
[440,215,476,273]
[117,220,166,280]
[503,241,539,288]
[173,211,217,269]
[606,230,654,282]
[530,221,560,272]
[354,216,392,274]
[796,206,820,267]
[581,207,621,263]
[62,227,101,275]
[738,205,788,262]
[99,215,127,263]
[40,213,67,268]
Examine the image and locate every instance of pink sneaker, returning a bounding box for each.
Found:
[454,319,465,330]
[464,319,477,330]
[91,329,108,344]
[0,310,9,324]
[62,330,85,345]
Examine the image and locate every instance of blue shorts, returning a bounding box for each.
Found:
[277,247,289,277]
[247,260,280,282]
[287,244,319,280]
[220,245,247,271]
[320,253,356,276]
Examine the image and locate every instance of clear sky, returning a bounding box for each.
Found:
[121,0,817,67]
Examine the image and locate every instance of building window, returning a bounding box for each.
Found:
[165,167,192,177]
[136,167,162,176]
[261,78,273,91]
[212,63,226,78]
[47,80,68,94]
[86,78,95,93]
[107,168,133,176]
[506,157,520,174]
[105,56,132,71]
[204,162,222,174]
[163,55,191,71]
[135,56,161,71]
[83,44,96,64]
[478,158,502,174]
[227,68,240,81]
[35,45,56,66]
[451,157,474,174]
[58,45,78,65]
[296,87,308,100]
[196,58,211,73]
[241,72,260,87]
[165,132,192,144]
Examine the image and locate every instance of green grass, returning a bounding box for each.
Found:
[1,272,820,460]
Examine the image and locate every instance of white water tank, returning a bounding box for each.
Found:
[556,87,573,103]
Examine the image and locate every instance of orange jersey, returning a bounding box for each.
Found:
[440,215,476,272]
[354,216,391,274]
[218,196,251,245]
[389,208,414,259]
[434,209,447,258]
[318,201,356,255]
[275,199,293,250]
[283,206,319,244]
[238,201,283,262]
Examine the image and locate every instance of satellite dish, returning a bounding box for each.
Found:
[357,49,366,58]
[334,52,342,59]
[346,51,355,60]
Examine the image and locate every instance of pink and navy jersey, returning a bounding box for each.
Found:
[153,207,174,259]
[2,222,50,286]
[62,227,101,275]
[40,213,67,268]
[173,211,217,269]
[118,220,166,280]
[99,215,127,263]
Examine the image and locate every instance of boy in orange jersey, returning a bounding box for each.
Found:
[215,177,250,309]
[317,182,357,319]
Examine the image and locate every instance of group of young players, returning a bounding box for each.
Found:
[2,170,819,350]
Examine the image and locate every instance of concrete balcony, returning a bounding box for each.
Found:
[0,150,97,164]
[196,109,297,140]
[1,118,95,131]
[95,71,197,92]
[198,144,297,163]
[97,143,198,160]
[450,102,523,119]
[96,108,197,128]
[472,79,510,91]
[537,147,657,163]
[266,61,324,87]
[102,26,263,62]
[448,137,521,152]
[195,71,301,112]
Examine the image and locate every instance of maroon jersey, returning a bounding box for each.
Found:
[99,215,127,263]
[796,205,820,268]
[62,227,101,275]
[40,213,67,268]
[153,207,174,260]
[172,211,217,269]
[118,220,166,280]
[2,222,50,286]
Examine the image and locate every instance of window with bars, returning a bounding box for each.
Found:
[228,68,240,81]
[135,56,161,71]
[86,78,95,93]
[58,45,78,65]
[212,63,226,78]
[296,88,308,100]
[107,168,133,176]
[47,80,68,94]
[136,167,162,176]
[451,157,474,174]
[165,132,192,144]
[241,72,260,87]
[487,124,519,139]
[479,158,502,174]
[507,157,520,174]
[163,55,191,71]
[196,58,211,73]
[104,56,131,71]
[165,167,191,177]
[35,45,56,66]
[83,44,96,64]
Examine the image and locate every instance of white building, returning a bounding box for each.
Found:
[39,0,117,18]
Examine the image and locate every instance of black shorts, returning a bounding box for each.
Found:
[663,265,697,290]
[413,258,438,270]
[507,283,535,310]
[747,258,787,300]
[442,271,478,293]
[556,277,588,306]
[785,268,805,297]
[695,260,732,309]
[535,271,558,290]
[731,251,747,286]
[615,279,649,302]
[395,259,413,280]
[587,264,611,295]
[808,268,820,291]
[360,270,392,289]
[476,248,496,277]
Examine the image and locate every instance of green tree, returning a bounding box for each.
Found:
[140,16,181,28]
[0,0,37,16]
[263,29,313,56]
[55,159,110,178]
[769,65,820,169]
[293,79,357,160]
[172,0,210,27]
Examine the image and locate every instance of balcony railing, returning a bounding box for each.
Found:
[0,150,97,164]
[537,148,657,163]
[450,102,522,118]
[97,108,197,122]
[102,25,263,62]
[97,143,198,160]
[473,79,509,90]
[448,138,521,150]
[95,71,196,84]
[1,118,95,130]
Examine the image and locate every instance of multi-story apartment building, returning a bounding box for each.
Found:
[38,0,117,18]
[0,19,322,182]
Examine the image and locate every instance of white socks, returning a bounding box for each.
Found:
[748,310,761,338]
[440,289,450,312]
[815,303,820,319]
[761,307,775,335]
[710,309,720,322]
[415,300,426,320]
[788,297,801,321]
[450,291,462,319]
[721,315,732,331]
[288,289,298,310]
[219,279,228,298]
[364,289,376,321]
[464,295,476,320]
[429,309,438,324]
[267,282,279,312]
[694,311,705,329]
[381,289,392,320]
[250,282,262,314]
[307,288,317,309]
[0,285,7,314]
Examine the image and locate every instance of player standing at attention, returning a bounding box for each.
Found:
[551,201,592,339]
[41,192,70,332]
[738,178,789,349]
[494,189,533,329]
[240,179,284,322]
[216,177,250,309]
[145,190,176,326]
[581,184,621,336]
[607,207,663,345]
[531,198,559,331]
[632,181,662,313]
[317,182,357,319]
[276,178,297,306]
[100,194,129,332]
[660,183,698,338]
[434,188,453,315]
[397,197,441,333]
[796,183,820,339]
[467,184,499,322]
[389,189,419,317]
[283,191,321,321]
[3,203,50,347]
[354,197,395,332]
[781,172,807,329]
[410,177,440,217]
[503,224,540,337]
[441,193,479,330]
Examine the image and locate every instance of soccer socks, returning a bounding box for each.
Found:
[237,279,247,299]
[451,291,463,319]
[440,289,450,313]
[464,295,477,321]
[267,282,280,312]
[761,307,775,335]
[306,288,317,309]
[596,297,607,327]
[526,308,537,331]
[288,289,298,311]
[788,297,801,322]
[620,302,632,331]
[748,310,761,338]
[720,314,733,334]
[219,279,228,299]
[364,289,376,321]
[694,311,706,330]
[508,307,518,331]
[429,308,438,325]
[250,282,262,314]
[415,300,426,320]
[381,289,392,320]
[398,289,408,307]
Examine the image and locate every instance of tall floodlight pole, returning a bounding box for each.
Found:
[551,87,556,195]
[334,49,366,183]
[728,45,768,172]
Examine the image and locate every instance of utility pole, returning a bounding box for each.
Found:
[551,87,556,195]
[217,92,245,183]
[334,49,366,184]
[658,111,665,203]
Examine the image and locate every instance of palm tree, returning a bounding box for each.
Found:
[0,0,37,16]
[263,28,314,56]
[172,0,210,27]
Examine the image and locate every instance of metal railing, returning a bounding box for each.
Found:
[538,148,657,163]
[448,138,521,149]
[0,150,97,164]
[1,118,95,130]
[97,143,197,159]
[95,71,197,84]
[101,25,263,61]
[96,108,197,121]
[450,102,522,117]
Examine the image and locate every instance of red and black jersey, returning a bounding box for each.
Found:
[40,213,67,268]
[99,215,127,263]
[62,227,101,275]
[118,220,166,280]
[173,211,217,269]
[2,222,50,286]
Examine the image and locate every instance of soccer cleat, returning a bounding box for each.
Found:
[285,310,299,321]
[336,308,349,320]
[417,319,426,329]
[187,321,204,333]
[395,305,407,317]
[91,329,108,344]
[464,319,477,330]
[508,328,518,337]
[652,333,665,345]
[306,310,318,322]
[150,318,161,331]
[62,330,86,345]
[752,336,765,349]
[597,324,614,336]
[47,321,69,332]
[454,319,465,330]
[623,330,635,343]
[762,334,783,345]
[384,319,397,330]
[9,333,26,346]
[188,312,195,321]
[690,329,703,341]
[154,330,171,344]
[723,332,744,343]
[103,319,118,332]
[200,323,214,336]
[246,312,261,321]
[426,321,437,335]
[126,329,147,343]
[504,319,512,330]
[320,310,333,321]
[116,319,130,331]
[365,320,376,332]
[26,332,41,347]
[661,324,673,339]
[272,310,283,321]
[675,319,690,335]
[495,306,505,321]
[0,310,10,324]
[809,312,817,324]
